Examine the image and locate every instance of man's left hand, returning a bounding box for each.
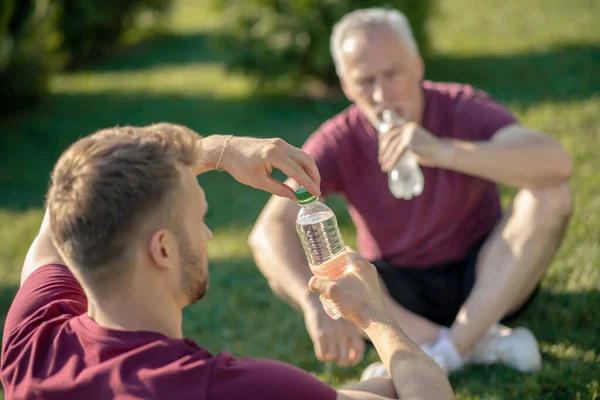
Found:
[378,121,448,172]
[218,136,321,200]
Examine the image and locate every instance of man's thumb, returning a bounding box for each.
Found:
[308,276,334,297]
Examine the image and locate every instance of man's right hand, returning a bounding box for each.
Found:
[308,248,388,330]
[303,301,366,367]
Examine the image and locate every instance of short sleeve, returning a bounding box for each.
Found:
[210,354,337,400]
[302,122,343,198]
[3,265,87,343]
[455,89,518,142]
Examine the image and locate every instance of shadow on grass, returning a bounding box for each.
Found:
[87,32,600,106]
[79,32,224,73]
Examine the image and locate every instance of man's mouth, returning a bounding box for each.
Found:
[375,107,404,122]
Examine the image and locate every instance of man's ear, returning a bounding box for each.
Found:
[414,55,425,82]
[148,229,177,270]
[340,76,355,103]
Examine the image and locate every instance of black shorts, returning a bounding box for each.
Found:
[373,238,539,327]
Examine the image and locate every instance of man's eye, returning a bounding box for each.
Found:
[358,78,374,87]
[385,69,402,78]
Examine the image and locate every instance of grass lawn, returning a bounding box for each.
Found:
[1,0,599,398]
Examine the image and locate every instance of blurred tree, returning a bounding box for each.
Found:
[209,0,436,94]
[0,0,174,112]
[56,0,174,68]
[0,0,59,111]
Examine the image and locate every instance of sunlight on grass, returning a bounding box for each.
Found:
[542,342,599,363]
[51,65,253,98]
[430,0,599,55]
[208,226,253,260]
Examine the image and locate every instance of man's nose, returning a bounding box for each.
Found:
[372,78,392,105]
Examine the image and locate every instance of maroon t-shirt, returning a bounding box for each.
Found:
[1,265,337,400]
[303,81,517,267]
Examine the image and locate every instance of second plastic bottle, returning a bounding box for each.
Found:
[377,109,424,200]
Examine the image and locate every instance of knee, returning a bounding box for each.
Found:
[266,278,284,298]
[516,183,573,228]
[265,277,299,308]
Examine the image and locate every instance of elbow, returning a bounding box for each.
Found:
[247,223,264,253]
[248,219,275,254]
[555,151,574,183]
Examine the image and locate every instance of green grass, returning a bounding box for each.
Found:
[1,0,599,398]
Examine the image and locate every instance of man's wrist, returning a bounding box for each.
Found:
[358,306,396,332]
[300,291,323,312]
[194,135,230,174]
[431,138,458,169]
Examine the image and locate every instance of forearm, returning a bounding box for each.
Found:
[194,135,230,174]
[364,313,454,400]
[341,378,397,398]
[437,134,572,189]
[21,209,65,286]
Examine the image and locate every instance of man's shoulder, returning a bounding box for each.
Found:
[2,264,86,351]
[424,80,515,122]
[424,80,494,105]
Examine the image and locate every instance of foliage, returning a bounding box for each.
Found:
[56,0,173,68]
[209,0,436,91]
[0,0,59,111]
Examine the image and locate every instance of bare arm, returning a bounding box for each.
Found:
[21,209,64,286]
[436,124,573,188]
[308,250,454,400]
[340,378,397,399]
[380,123,572,190]
[336,315,453,400]
[195,135,321,199]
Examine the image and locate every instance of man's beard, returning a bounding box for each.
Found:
[178,231,207,305]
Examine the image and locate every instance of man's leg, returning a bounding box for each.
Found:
[448,183,573,356]
[267,268,443,345]
[379,276,442,345]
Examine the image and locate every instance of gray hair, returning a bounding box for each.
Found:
[330,8,419,77]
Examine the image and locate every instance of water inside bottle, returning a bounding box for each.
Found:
[296,210,347,277]
[296,209,348,319]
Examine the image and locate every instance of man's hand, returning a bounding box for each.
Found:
[308,248,388,330]
[378,121,448,172]
[303,302,366,367]
[198,136,321,200]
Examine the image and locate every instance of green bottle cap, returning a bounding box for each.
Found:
[294,187,317,205]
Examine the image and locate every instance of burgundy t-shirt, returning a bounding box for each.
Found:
[1,265,337,400]
[302,81,518,267]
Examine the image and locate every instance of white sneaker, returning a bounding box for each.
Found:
[360,362,389,381]
[466,325,542,373]
[421,343,452,375]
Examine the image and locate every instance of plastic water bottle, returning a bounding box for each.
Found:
[294,187,348,320]
[378,110,424,200]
